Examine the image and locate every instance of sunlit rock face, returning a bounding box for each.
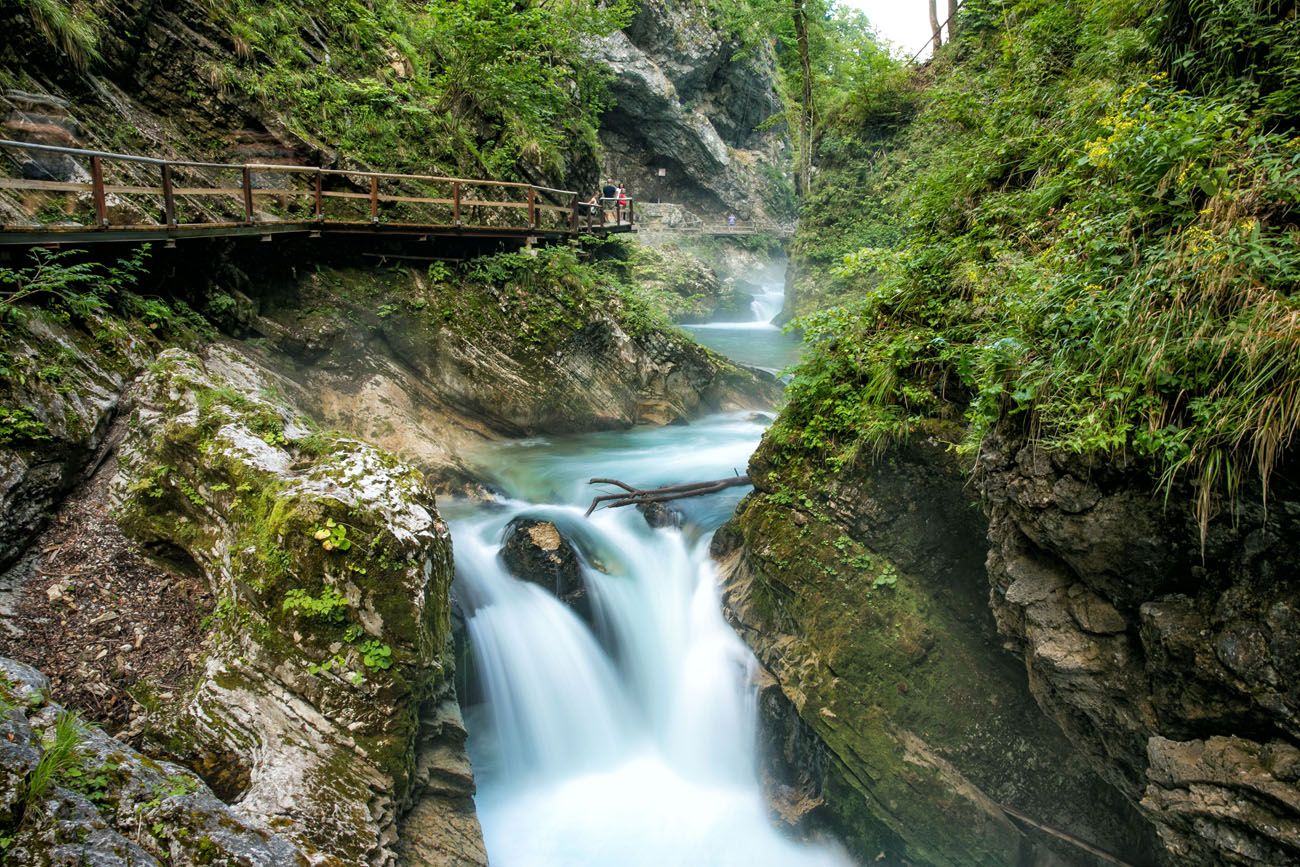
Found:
[109,347,480,866]
[592,0,790,220]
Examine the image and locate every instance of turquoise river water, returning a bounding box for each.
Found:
[445,273,845,866]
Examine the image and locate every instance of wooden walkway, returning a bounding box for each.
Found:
[640,209,792,240]
[0,139,633,247]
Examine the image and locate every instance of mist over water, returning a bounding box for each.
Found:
[449,272,844,866]
[683,271,803,372]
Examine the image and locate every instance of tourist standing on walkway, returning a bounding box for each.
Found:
[602,179,617,222]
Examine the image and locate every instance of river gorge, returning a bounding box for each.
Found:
[1,1,1299,865]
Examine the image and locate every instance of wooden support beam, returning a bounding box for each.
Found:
[241,166,254,224]
[160,163,177,226]
[90,156,108,228]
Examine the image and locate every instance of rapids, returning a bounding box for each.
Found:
[448,276,841,866]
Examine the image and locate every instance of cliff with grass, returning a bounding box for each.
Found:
[726,0,1300,863]
[0,3,785,860]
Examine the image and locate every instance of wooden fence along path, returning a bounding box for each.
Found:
[0,139,634,247]
[640,207,793,240]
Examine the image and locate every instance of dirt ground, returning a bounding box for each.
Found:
[0,448,211,738]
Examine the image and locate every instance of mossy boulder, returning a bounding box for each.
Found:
[0,656,310,865]
[109,348,477,866]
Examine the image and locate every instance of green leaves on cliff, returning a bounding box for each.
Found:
[0,246,149,326]
[5,0,102,69]
[211,0,633,179]
[780,0,1300,532]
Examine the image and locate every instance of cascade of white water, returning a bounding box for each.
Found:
[451,413,849,867]
[749,283,785,324]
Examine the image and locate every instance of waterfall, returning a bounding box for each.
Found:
[749,283,785,324]
[451,414,847,866]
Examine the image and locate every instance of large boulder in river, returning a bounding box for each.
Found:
[500,518,590,620]
[110,348,485,867]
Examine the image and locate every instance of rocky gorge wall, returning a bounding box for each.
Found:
[718,409,1300,865]
[0,239,777,862]
[594,0,792,221]
[976,430,1300,865]
[714,426,1156,866]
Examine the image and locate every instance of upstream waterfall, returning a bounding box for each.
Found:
[682,270,801,373]
[448,278,843,866]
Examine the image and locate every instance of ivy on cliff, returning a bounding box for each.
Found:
[777,0,1300,536]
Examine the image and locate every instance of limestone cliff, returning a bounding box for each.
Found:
[977,431,1300,865]
[714,427,1157,866]
[594,0,791,221]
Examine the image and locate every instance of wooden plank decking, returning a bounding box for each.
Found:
[0,140,634,247]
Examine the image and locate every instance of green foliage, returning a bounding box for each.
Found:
[211,0,633,178]
[282,586,348,623]
[779,0,1300,536]
[9,0,101,69]
[0,407,51,445]
[310,517,352,552]
[0,246,149,326]
[307,653,347,676]
[24,710,82,807]
[360,639,393,670]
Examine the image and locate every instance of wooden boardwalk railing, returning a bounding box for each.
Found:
[637,207,792,240]
[0,139,633,247]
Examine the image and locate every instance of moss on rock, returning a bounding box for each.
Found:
[111,347,458,866]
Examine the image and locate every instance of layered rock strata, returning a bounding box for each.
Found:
[977,431,1300,865]
[0,656,312,865]
[715,427,1155,866]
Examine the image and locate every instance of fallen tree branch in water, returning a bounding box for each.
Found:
[584,475,750,517]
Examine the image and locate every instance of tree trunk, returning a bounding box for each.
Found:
[929,0,943,51]
[947,0,959,40]
[792,0,814,196]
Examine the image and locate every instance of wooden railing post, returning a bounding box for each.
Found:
[90,156,108,228]
[369,176,380,225]
[241,166,254,224]
[527,187,537,229]
[452,181,461,226]
[570,193,579,234]
[313,170,323,221]
[628,199,635,228]
[160,162,176,226]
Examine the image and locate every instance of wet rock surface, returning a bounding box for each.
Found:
[977,429,1300,864]
[500,517,590,619]
[714,427,1155,866]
